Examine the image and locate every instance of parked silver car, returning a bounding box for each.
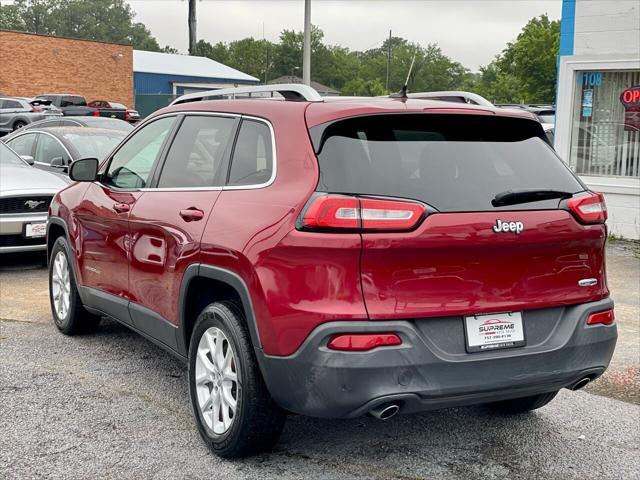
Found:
[0,96,63,134]
[0,142,69,253]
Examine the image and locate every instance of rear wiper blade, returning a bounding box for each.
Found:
[492,189,573,207]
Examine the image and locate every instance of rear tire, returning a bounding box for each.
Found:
[488,391,558,414]
[13,120,27,131]
[188,302,286,458]
[48,236,101,335]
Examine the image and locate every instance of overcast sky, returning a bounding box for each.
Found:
[128,0,561,71]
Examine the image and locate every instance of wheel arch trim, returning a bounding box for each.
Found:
[178,264,264,359]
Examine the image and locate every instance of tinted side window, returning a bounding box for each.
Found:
[227,120,273,186]
[61,96,86,107]
[34,134,70,165]
[7,134,36,156]
[157,115,235,188]
[103,117,174,189]
[3,100,22,109]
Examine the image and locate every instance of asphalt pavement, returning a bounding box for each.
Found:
[1,243,639,480]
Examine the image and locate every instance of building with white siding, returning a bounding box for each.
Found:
[555,0,640,239]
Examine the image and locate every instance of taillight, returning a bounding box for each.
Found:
[327,333,402,351]
[567,192,607,224]
[125,111,131,121]
[301,194,425,232]
[302,195,359,229]
[92,110,100,117]
[31,106,42,112]
[586,309,614,326]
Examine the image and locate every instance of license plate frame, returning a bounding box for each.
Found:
[464,311,526,353]
[24,222,47,238]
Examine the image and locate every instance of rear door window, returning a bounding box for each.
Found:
[227,119,273,186]
[312,114,583,212]
[157,115,235,188]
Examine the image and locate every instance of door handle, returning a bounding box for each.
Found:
[112,203,130,213]
[179,208,205,222]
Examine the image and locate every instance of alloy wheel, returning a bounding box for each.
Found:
[51,251,71,320]
[195,327,240,434]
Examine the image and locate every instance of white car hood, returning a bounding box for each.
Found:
[0,165,70,196]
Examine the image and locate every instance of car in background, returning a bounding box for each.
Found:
[0,96,63,134]
[88,100,141,124]
[407,91,494,106]
[496,104,555,129]
[8,116,134,133]
[0,142,69,253]
[3,127,127,174]
[35,94,127,120]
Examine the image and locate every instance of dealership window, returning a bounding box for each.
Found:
[569,70,640,178]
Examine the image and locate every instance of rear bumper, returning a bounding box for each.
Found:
[260,298,616,418]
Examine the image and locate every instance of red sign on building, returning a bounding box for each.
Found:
[620,86,640,131]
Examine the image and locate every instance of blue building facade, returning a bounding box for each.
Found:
[133,50,259,117]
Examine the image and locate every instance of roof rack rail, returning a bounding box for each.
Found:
[170,83,323,105]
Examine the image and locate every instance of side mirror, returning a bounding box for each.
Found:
[20,155,34,166]
[69,158,99,182]
[50,156,67,169]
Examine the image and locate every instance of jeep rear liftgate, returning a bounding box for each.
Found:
[309,113,609,319]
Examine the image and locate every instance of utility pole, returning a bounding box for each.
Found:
[386,30,392,90]
[302,0,311,86]
[188,0,197,55]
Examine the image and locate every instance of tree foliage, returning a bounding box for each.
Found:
[0,0,168,51]
[474,15,560,103]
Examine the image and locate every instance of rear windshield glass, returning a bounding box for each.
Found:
[312,114,583,212]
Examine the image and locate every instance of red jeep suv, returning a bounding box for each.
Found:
[47,85,617,458]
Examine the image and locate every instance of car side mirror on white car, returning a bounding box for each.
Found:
[20,155,34,166]
[69,158,99,182]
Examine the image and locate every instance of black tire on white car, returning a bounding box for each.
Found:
[13,120,27,131]
[188,302,286,458]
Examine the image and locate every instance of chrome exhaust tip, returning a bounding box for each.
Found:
[572,377,591,391]
[369,403,400,420]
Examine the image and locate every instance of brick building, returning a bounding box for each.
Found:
[0,30,133,107]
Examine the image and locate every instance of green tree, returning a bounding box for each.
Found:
[341,78,387,97]
[0,0,166,51]
[474,14,560,103]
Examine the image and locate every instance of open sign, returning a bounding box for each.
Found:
[620,86,640,107]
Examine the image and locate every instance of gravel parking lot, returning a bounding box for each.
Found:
[1,242,639,479]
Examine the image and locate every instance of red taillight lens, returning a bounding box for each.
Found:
[92,110,101,117]
[31,106,42,112]
[586,309,614,325]
[567,192,607,224]
[327,333,402,351]
[301,195,425,232]
[302,196,359,229]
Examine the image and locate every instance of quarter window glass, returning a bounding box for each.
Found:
[228,120,273,186]
[7,134,36,156]
[103,117,174,189]
[3,100,22,109]
[158,116,235,188]
[35,135,70,165]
